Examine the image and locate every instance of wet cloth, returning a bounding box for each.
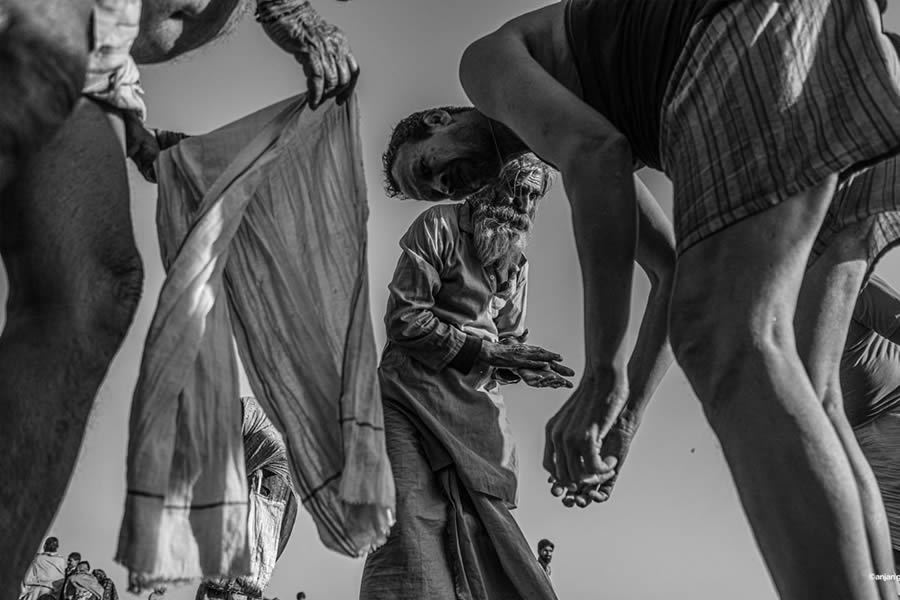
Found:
[659,0,900,254]
[378,202,527,505]
[855,410,900,551]
[82,0,146,120]
[19,553,66,600]
[359,405,556,600]
[115,93,394,584]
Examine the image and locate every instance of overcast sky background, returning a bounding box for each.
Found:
[8,2,900,599]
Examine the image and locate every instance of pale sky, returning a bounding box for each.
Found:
[7,2,900,599]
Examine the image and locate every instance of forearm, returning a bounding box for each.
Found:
[565,145,636,378]
[565,145,636,434]
[622,277,674,428]
[256,0,330,56]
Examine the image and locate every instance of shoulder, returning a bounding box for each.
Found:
[405,203,462,241]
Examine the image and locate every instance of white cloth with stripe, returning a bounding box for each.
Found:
[115,94,394,584]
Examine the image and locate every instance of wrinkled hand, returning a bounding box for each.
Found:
[480,340,569,372]
[258,1,359,108]
[518,364,575,389]
[297,19,358,108]
[543,371,630,499]
[548,417,637,507]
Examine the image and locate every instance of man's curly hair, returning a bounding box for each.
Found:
[382,106,472,198]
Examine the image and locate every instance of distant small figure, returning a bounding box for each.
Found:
[18,536,66,600]
[65,562,102,600]
[92,570,117,600]
[537,539,554,577]
[59,552,81,600]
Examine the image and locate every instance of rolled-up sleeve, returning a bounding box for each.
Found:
[385,213,482,372]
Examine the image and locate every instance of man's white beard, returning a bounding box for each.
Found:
[472,208,530,270]
[468,152,552,270]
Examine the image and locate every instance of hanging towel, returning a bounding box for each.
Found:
[116,93,394,584]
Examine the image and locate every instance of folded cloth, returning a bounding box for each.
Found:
[116,93,394,584]
[82,0,146,120]
[68,575,104,600]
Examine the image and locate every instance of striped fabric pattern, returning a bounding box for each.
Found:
[813,156,900,271]
[660,0,900,254]
[855,410,900,551]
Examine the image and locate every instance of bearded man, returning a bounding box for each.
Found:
[385,0,900,596]
[0,0,357,592]
[358,156,572,600]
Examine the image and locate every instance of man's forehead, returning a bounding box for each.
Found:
[393,143,423,199]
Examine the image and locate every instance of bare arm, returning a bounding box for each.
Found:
[621,176,676,426]
[460,15,636,486]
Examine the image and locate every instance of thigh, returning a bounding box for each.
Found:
[797,219,873,394]
[1,98,137,318]
[672,177,837,332]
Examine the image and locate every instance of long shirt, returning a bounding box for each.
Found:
[379,202,528,505]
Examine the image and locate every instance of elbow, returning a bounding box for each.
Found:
[459,36,495,110]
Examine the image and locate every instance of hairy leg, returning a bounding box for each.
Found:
[670,176,879,599]
[796,219,896,597]
[0,0,93,192]
[0,99,142,592]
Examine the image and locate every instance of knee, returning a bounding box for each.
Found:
[90,251,145,341]
[670,286,783,418]
[0,2,90,159]
[7,250,144,352]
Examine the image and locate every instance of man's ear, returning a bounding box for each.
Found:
[423,109,453,129]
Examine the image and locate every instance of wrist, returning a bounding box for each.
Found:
[477,339,495,362]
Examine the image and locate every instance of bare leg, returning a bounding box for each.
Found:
[0,0,93,191]
[0,99,142,592]
[796,219,897,597]
[670,176,879,599]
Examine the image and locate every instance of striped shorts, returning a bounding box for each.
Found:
[660,0,900,255]
[812,156,900,271]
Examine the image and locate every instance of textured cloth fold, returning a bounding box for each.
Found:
[360,405,556,600]
[18,553,66,600]
[116,93,394,584]
[660,0,900,254]
[83,0,146,119]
